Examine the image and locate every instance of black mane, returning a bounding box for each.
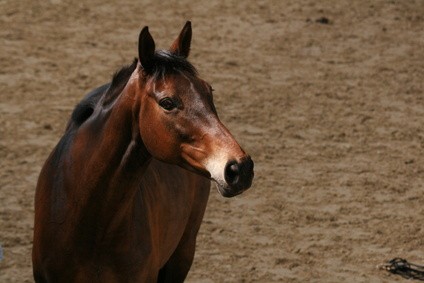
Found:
[102,58,139,105]
[70,51,196,126]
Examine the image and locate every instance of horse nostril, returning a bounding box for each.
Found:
[224,161,240,185]
[224,156,254,192]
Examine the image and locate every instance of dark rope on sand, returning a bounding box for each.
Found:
[378,258,424,281]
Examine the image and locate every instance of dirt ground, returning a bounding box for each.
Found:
[1,0,424,282]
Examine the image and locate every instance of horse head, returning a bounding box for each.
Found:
[134,22,254,197]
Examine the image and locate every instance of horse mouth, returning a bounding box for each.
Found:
[214,181,247,198]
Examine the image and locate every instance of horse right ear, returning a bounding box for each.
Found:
[169,21,192,58]
[138,26,156,73]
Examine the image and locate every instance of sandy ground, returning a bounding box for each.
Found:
[1,0,424,282]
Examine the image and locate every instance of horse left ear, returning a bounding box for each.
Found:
[139,26,156,73]
[169,21,192,58]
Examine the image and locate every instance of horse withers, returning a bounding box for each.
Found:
[32,22,254,282]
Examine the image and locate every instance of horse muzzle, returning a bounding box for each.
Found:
[216,156,254,198]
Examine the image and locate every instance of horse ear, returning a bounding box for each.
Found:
[138,26,156,73]
[169,21,192,58]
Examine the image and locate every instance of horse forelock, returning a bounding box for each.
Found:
[145,50,198,80]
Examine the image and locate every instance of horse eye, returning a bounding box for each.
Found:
[159,98,177,111]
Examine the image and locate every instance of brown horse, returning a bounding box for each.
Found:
[32,22,254,282]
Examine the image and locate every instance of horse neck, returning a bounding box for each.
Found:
[68,72,149,236]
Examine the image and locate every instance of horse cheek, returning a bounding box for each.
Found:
[141,118,177,162]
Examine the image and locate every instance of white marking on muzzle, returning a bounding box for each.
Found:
[204,152,229,189]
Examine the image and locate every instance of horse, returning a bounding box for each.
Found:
[32,21,254,282]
